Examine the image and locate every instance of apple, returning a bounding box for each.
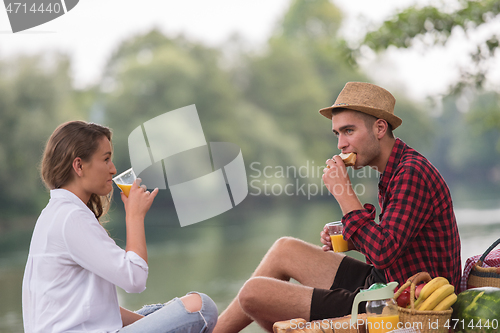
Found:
[396,288,411,308]
[415,282,426,299]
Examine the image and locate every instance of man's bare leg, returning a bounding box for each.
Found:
[214,236,345,333]
[238,277,317,331]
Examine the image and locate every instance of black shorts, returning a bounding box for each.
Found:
[310,256,386,321]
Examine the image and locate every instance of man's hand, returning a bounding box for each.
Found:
[322,155,352,198]
[322,156,363,215]
[320,225,333,251]
[320,225,357,252]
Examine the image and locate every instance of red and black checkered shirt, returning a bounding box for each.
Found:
[342,138,461,288]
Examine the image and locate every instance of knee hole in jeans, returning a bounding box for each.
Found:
[181,293,202,313]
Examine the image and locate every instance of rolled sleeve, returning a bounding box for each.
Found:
[123,251,149,293]
[342,203,376,240]
[62,209,149,293]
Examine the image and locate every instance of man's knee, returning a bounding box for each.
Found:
[272,236,301,254]
[238,277,267,315]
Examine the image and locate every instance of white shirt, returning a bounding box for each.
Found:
[22,189,148,333]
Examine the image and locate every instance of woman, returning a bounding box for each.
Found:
[22,121,218,333]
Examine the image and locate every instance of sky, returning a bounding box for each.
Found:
[0,0,496,101]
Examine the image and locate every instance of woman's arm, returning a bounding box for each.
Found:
[121,179,159,264]
[120,307,144,327]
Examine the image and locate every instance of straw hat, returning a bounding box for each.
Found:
[319,82,402,129]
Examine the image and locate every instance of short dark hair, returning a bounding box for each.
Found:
[331,109,394,138]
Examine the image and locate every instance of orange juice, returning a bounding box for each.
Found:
[330,234,348,252]
[116,184,132,197]
[366,315,400,333]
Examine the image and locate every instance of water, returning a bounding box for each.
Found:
[1,201,499,333]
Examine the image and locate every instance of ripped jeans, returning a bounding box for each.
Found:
[117,292,218,333]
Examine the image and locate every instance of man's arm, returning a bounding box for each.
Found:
[320,155,363,252]
[342,167,433,269]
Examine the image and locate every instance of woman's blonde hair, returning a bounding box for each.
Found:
[41,121,113,221]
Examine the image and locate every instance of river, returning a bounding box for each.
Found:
[1,200,499,333]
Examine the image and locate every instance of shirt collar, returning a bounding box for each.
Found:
[50,188,91,212]
[379,138,406,192]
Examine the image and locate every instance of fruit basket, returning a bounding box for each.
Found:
[393,272,453,333]
[467,237,500,289]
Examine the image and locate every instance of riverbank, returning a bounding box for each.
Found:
[1,202,499,333]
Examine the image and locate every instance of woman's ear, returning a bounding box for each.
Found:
[374,119,388,139]
[72,157,84,177]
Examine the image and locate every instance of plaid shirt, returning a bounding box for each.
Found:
[342,138,461,288]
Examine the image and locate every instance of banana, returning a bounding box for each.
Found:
[413,277,449,309]
[417,284,455,311]
[432,293,458,311]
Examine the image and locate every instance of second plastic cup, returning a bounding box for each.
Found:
[326,221,349,252]
[112,168,137,197]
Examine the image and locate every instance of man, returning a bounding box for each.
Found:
[213,82,461,332]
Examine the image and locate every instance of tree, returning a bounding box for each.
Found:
[241,0,434,161]
[353,0,500,157]
[99,30,240,171]
[357,0,500,93]
[278,0,343,42]
[99,29,319,178]
[0,53,84,231]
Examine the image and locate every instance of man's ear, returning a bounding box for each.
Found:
[374,119,388,139]
[72,157,84,177]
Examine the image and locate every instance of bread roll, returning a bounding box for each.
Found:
[338,152,356,166]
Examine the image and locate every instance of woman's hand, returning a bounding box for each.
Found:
[121,178,159,263]
[121,178,159,220]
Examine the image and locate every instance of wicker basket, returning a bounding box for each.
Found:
[393,272,452,333]
[468,238,500,289]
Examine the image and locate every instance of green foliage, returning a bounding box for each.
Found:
[0,53,83,228]
[100,0,364,178]
[467,93,500,132]
[100,30,240,171]
[363,0,500,50]
[359,0,500,91]
[466,92,500,153]
[278,0,343,41]
[424,91,500,192]
[353,0,500,187]
[390,96,434,154]
[1,0,498,236]
[242,0,368,163]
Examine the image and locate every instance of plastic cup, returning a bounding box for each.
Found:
[326,221,349,252]
[112,168,137,197]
